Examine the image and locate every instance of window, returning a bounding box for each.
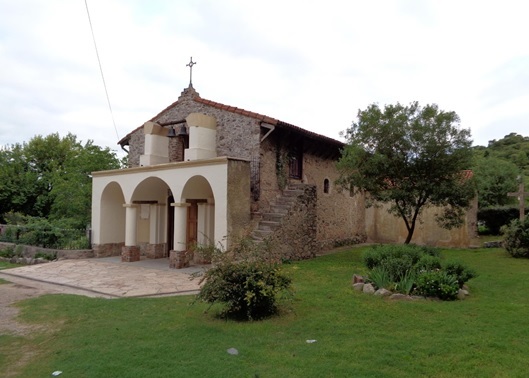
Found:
[323,178,330,194]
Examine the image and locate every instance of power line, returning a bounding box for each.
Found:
[84,0,120,141]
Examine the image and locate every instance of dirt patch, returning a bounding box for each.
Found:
[0,282,51,336]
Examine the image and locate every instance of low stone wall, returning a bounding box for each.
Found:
[0,242,94,263]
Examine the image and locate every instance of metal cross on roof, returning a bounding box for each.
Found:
[186,57,196,86]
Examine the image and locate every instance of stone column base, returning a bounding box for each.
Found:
[121,246,140,262]
[169,250,189,269]
[146,243,167,259]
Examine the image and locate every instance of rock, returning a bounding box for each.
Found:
[410,295,426,300]
[352,274,365,284]
[462,284,469,291]
[389,293,411,300]
[374,288,392,297]
[352,283,364,292]
[457,289,469,300]
[483,240,503,248]
[362,283,375,294]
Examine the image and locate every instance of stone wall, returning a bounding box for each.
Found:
[127,87,261,168]
[301,150,367,249]
[268,185,318,260]
[365,197,479,247]
[226,159,252,248]
[0,242,94,259]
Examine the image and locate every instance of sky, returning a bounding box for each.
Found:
[1,0,528,157]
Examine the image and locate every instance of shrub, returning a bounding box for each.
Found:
[34,251,57,261]
[196,239,292,320]
[0,245,16,258]
[503,218,529,258]
[415,255,442,272]
[368,266,392,290]
[415,271,459,300]
[443,261,477,288]
[381,256,414,282]
[362,244,423,270]
[394,269,416,295]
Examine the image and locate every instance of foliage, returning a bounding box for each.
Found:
[338,101,475,244]
[367,266,392,289]
[443,261,477,288]
[196,239,293,320]
[362,244,475,300]
[415,254,442,272]
[34,251,58,261]
[0,133,120,227]
[394,269,416,295]
[478,207,522,235]
[362,244,427,270]
[0,245,16,258]
[414,270,460,300]
[472,155,520,208]
[0,216,89,249]
[503,218,529,258]
[485,132,529,176]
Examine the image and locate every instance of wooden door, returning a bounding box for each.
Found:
[186,201,198,249]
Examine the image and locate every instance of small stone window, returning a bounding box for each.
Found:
[349,183,355,197]
[323,178,330,194]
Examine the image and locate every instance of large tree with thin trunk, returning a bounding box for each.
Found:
[337,101,476,244]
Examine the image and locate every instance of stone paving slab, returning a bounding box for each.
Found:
[0,259,205,298]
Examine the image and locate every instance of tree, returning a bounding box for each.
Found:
[472,155,520,208]
[0,133,120,227]
[337,102,476,244]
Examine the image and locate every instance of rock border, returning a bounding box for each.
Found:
[352,274,470,301]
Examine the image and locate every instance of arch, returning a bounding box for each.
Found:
[180,175,215,255]
[181,175,215,201]
[99,181,126,244]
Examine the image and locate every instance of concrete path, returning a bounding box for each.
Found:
[0,257,206,298]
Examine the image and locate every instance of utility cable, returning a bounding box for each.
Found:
[84,0,120,140]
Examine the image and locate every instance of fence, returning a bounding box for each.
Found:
[0,224,91,250]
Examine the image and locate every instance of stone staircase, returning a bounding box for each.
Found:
[251,186,305,242]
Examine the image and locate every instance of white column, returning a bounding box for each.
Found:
[123,204,137,247]
[206,198,215,244]
[172,202,189,251]
[197,202,210,246]
[149,204,158,244]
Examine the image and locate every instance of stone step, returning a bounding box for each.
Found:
[276,196,297,205]
[270,205,290,214]
[283,189,304,197]
[252,229,273,239]
[262,212,285,222]
[258,220,281,231]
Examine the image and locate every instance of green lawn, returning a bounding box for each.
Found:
[2,246,529,377]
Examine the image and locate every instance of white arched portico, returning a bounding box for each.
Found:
[91,157,249,267]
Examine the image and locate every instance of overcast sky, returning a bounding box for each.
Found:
[1,0,528,156]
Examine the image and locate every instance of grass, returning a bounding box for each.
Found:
[2,246,529,377]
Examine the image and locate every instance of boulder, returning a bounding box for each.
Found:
[389,293,411,301]
[352,283,364,292]
[352,274,365,284]
[362,283,375,294]
[374,288,392,297]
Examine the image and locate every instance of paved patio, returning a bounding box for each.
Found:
[0,257,205,298]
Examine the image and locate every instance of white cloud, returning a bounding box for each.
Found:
[0,0,528,153]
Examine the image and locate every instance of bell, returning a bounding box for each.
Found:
[167,126,177,138]
[177,124,188,136]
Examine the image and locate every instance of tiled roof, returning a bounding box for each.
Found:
[118,88,344,147]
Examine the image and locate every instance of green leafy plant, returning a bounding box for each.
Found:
[415,271,459,300]
[394,269,416,295]
[503,218,529,258]
[195,239,293,320]
[415,254,442,272]
[367,266,392,289]
[34,251,57,261]
[443,261,477,288]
